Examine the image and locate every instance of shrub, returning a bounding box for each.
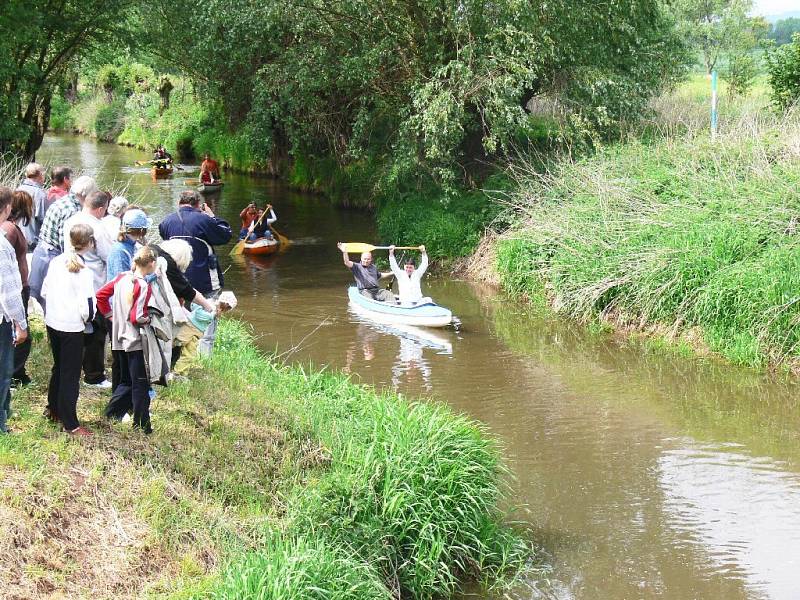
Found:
[764,33,800,110]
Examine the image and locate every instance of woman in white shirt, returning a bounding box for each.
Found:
[41,223,97,436]
[388,245,429,305]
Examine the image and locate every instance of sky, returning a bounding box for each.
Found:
[751,0,800,17]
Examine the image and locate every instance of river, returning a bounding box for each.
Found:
[37,134,800,599]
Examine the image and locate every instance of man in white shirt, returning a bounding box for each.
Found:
[63,190,113,388]
[388,245,429,305]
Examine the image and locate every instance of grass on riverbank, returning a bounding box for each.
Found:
[1,319,532,598]
[497,101,800,369]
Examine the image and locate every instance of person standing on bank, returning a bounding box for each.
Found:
[0,187,29,434]
[40,224,97,435]
[336,242,394,302]
[2,192,34,387]
[159,191,232,297]
[16,163,48,251]
[29,175,99,309]
[63,190,113,389]
[47,166,72,204]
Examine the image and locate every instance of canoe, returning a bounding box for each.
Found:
[198,181,224,193]
[347,286,453,328]
[151,166,173,179]
[242,238,279,255]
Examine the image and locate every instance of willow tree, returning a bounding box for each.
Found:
[0,0,131,157]
[144,0,689,187]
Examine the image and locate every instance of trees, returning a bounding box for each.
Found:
[677,0,754,73]
[143,0,689,188]
[769,18,800,45]
[0,0,131,157]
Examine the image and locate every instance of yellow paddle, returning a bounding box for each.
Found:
[339,242,422,253]
[270,225,290,246]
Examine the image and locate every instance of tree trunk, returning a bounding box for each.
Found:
[23,92,52,159]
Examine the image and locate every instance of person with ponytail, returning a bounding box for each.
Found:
[96,245,159,433]
[40,224,97,435]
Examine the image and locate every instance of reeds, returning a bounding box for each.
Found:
[499,104,800,367]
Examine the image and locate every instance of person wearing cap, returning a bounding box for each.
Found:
[63,191,114,388]
[102,196,129,239]
[29,175,99,309]
[388,245,429,305]
[106,208,151,282]
[159,190,232,296]
[16,163,48,250]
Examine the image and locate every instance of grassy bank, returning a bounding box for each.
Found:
[495,94,800,369]
[0,319,532,598]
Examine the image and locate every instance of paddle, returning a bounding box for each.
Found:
[339,242,422,253]
[229,206,269,256]
[270,224,290,247]
[134,160,154,166]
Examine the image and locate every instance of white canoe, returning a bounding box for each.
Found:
[347,286,453,328]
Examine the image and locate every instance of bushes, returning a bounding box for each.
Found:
[765,33,800,110]
[377,184,505,261]
[498,111,800,367]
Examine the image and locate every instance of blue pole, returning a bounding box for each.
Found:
[711,70,718,137]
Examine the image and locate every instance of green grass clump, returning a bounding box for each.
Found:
[215,535,390,600]
[498,108,800,368]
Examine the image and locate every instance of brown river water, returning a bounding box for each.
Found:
[37,134,800,599]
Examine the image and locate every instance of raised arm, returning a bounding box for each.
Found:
[265,207,277,225]
[337,242,354,268]
[416,246,428,278]
[388,246,403,278]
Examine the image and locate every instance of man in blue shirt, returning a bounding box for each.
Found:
[158,191,232,295]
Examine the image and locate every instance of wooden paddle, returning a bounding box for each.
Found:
[134,160,154,166]
[339,242,422,253]
[270,224,290,246]
[229,206,268,256]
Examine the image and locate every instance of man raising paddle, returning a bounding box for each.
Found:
[337,242,395,302]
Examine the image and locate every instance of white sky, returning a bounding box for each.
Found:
[751,0,800,16]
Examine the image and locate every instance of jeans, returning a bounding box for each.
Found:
[361,288,395,302]
[47,327,84,432]
[12,287,31,383]
[105,350,151,433]
[0,320,14,433]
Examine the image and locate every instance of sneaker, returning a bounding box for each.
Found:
[120,413,132,424]
[66,426,94,437]
[86,379,112,389]
[148,389,157,401]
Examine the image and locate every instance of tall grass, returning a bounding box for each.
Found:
[206,321,531,599]
[498,105,800,368]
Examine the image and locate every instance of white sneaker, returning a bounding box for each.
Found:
[121,413,132,423]
[87,380,112,389]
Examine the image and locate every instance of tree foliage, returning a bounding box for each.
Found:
[0,0,132,157]
[769,18,800,46]
[764,33,800,110]
[142,0,689,189]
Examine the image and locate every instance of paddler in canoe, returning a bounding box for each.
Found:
[239,203,277,242]
[152,145,173,170]
[200,153,221,180]
[388,245,429,306]
[337,242,395,302]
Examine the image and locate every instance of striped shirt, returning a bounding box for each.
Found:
[0,234,26,329]
[38,193,80,252]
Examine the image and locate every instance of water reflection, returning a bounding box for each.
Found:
[344,319,453,392]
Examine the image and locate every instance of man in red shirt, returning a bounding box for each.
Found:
[200,153,220,180]
[46,166,72,205]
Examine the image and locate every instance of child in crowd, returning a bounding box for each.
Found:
[97,245,159,433]
[41,224,98,436]
[173,291,237,374]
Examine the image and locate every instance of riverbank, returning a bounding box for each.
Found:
[490,97,800,371]
[0,319,532,598]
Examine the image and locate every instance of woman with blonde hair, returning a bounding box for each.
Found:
[97,245,161,433]
[40,223,97,435]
